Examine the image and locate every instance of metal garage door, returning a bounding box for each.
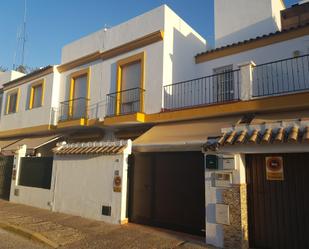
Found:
[0,156,14,200]
[246,153,309,249]
[129,152,205,236]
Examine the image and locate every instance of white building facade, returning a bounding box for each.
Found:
[0,1,308,249]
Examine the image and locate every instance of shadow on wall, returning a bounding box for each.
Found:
[163,28,206,111]
[216,16,280,48]
[105,62,117,116]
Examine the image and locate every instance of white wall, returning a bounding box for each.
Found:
[59,5,206,116]
[60,41,164,117]
[52,153,129,224]
[61,6,165,64]
[197,35,309,77]
[9,185,53,210]
[272,0,286,30]
[162,6,206,109]
[0,67,60,131]
[214,0,284,48]
[163,6,206,85]
[0,71,25,88]
[165,36,309,110]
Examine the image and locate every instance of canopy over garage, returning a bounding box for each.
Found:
[2,135,61,155]
[133,116,241,152]
[0,138,21,151]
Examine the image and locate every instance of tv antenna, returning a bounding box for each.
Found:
[13,0,27,71]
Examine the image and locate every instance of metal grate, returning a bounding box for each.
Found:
[163,69,240,111]
[252,54,309,97]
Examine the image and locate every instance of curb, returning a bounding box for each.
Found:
[0,222,59,248]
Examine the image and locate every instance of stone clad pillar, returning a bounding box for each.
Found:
[204,153,249,249]
[221,154,249,249]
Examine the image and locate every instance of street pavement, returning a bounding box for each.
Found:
[0,228,48,249]
[0,200,216,249]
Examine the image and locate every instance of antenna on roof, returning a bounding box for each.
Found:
[13,0,27,72]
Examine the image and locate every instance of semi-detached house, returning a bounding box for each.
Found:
[0,1,308,249]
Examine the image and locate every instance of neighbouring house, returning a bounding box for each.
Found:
[0,1,308,249]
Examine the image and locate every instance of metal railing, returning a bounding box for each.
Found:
[252,54,309,97]
[106,87,145,116]
[163,70,240,111]
[59,97,90,121]
[87,100,107,120]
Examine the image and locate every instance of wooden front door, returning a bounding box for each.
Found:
[246,153,309,249]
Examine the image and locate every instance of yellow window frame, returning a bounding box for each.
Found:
[116,51,145,115]
[6,88,20,114]
[69,68,91,118]
[29,79,45,109]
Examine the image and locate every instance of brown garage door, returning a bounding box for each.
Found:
[129,152,205,236]
[246,153,309,249]
[0,156,14,200]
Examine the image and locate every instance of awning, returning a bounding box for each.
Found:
[0,138,22,150]
[53,140,128,155]
[2,135,61,152]
[133,116,241,152]
[204,112,309,151]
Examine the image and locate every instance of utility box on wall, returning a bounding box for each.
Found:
[206,155,218,169]
[212,172,233,188]
[205,154,235,170]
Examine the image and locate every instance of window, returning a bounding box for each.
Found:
[18,157,53,189]
[213,65,234,102]
[69,68,90,119]
[29,81,44,109]
[6,90,19,114]
[116,52,145,114]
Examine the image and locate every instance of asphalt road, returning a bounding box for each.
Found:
[0,228,48,249]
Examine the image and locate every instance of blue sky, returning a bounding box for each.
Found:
[0,0,300,69]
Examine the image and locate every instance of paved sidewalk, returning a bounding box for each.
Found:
[0,200,216,249]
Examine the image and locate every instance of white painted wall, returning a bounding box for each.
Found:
[0,66,60,131]
[52,149,130,224]
[0,71,25,88]
[196,35,309,98]
[214,0,285,48]
[59,5,206,117]
[162,6,206,109]
[10,186,53,210]
[61,6,165,64]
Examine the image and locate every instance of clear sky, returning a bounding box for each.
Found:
[0,0,300,70]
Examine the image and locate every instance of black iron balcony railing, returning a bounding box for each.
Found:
[106,87,145,117]
[252,54,309,97]
[59,97,89,121]
[163,69,240,111]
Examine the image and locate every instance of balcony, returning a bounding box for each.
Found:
[163,70,240,111]
[163,54,309,112]
[58,97,90,128]
[252,54,309,97]
[105,87,145,125]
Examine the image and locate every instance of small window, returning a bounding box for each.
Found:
[6,90,19,114]
[30,82,43,109]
